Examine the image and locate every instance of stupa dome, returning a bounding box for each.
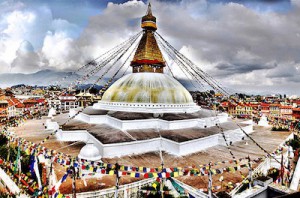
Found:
[94,73,200,113]
[78,142,102,161]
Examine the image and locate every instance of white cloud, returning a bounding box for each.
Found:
[41,31,81,70]
[0,0,300,94]
[11,40,46,73]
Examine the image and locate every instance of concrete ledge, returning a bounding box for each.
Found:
[56,123,253,158]
[72,111,229,131]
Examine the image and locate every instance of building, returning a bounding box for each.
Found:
[292,108,300,120]
[23,99,38,114]
[260,103,270,116]
[280,105,293,119]
[0,100,8,109]
[75,92,94,107]
[228,102,253,118]
[58,94,78,112]
[269,104,280,117]
[6,98,25,117]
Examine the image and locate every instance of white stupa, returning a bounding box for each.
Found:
[94,73,199,114]
[258,114,270,127]
[48,107,56,118]
[78,142,102,161]
[50,3,253,159]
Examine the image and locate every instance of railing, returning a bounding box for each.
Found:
[65,178,155,198]
[230,158,269,196]
[172,178,208,198]
[230,132,294,196]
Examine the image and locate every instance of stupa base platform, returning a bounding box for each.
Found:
[46,108,253,158]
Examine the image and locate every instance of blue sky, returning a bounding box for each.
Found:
[0,0,300,94]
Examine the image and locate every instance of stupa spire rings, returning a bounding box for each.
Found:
[141,3,157,31]
[131,2,165,73]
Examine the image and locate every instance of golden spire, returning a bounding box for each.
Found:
[131,3,165,73]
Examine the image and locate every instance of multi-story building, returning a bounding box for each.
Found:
[228,102,253,118]
[7,98,25,117]
[260,103,270,116]
[269,104,280,117]
[58,94,78,112]
[292,108,300,120]
[76,92,94,107]
[280,105,293,119]
[23,99,38,113]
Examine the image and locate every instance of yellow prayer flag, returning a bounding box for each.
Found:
[57,193,63,198]
[130,172,135,177]
[174,172,179,177]
[152,182,157,189]
[153,173,158,178]
[25,149,30,155]
[109,170,114,175]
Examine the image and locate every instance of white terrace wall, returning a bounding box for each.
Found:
[56,130,90,143]
[55,122,252,158]
[72,111,228,131]
[101,138,162,157]
[177,134,220,156]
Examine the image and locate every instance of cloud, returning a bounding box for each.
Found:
[0,1,81,72]
[0,5,52,72]
[41,31,81,70]
[147,0,300,93]
[0,0,300,94]
[11,40,47,73]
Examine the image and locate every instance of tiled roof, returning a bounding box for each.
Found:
[280,106,292,109]
[23,99,38,103]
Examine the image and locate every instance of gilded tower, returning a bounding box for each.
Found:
[131,3,165,73]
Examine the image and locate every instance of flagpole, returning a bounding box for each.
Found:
[158,126,164,198]
[208,162,212,198]
[160,152,164,198]
[72,163,77,198]
[6,137,10,162]
[114,162,120,198]
[247,155,252,190]
[281,153,284,186]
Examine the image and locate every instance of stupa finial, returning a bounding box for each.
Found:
[147,2,152,16]
[141,2,157,30]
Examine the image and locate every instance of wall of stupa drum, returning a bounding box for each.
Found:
[132,64,163,73]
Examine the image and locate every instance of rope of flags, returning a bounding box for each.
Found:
[68,31,142,89]
[49,169,73,196]
[0,157,39,195]
[79,162,252,179]
[1,105,290,177]
[3,128,287,177]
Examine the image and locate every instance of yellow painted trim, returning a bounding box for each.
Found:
[141,22,157,29]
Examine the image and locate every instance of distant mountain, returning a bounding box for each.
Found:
[0,69,103,88]
[0,69,237,94]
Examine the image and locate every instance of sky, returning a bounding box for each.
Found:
[0,0,299,94]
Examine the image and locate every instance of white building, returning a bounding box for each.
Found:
[58,94,78,112]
